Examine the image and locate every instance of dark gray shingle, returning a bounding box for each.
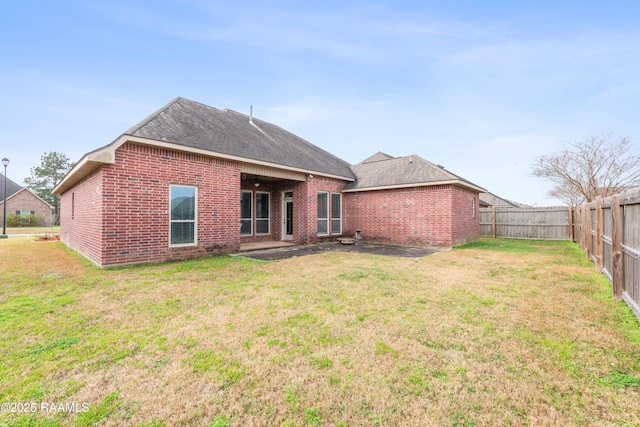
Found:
[0,173,23,201]
[125,98,354,179]
[345,154,484,191]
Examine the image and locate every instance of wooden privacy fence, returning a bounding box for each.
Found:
[479,188,640,321]
[480,206,572,240]
[574,188,640,320]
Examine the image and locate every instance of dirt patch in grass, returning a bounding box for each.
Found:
[1,238,639,426]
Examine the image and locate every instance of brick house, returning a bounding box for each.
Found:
[53,97,484,267]
[0,174,54,226]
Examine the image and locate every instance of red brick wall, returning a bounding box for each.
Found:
[297,176,346,244]
[343,184,479,247]
[451,186,480,245]
[59,140,479,265]
[60,168,104,265]
[62,143,242,267]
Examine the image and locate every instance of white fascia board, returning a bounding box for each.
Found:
[342,180,486,193]
[54,135,355,194]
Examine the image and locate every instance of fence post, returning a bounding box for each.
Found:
[579,205,585,251]
[611,195,623,300]
[595,196,603,273]
[584,205,592,261]
[568,206,574,241]
[491,207,496,238]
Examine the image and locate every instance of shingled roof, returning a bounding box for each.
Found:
[0,173,23,201]
[344,152,485,192]
[125,97,354,180]
[54,98,356,194]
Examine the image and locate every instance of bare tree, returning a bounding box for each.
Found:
[531,133,640,205]
[548,183,586,207]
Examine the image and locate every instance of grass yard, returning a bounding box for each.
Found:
[0,237,639,426]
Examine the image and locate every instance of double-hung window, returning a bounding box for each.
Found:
[170,185,197,246]
[241,191,270,236]
[18,210,35,225]
[317,192,329,235]
[317,192,343,235]
[255,192,270,234]
[240,191,252,235]
[331,193,342,234]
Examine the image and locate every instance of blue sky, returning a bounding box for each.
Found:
[2,1,640,205]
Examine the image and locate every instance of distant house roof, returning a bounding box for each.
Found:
[0,173,24,201]
[479,192,521,208]
[0,175,53,209]
[344,153,485,193]
[55,97,355,194]
[359,151,395,163]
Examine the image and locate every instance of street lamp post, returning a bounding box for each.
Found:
[1,157,9,238]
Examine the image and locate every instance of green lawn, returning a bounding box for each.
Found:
[0,237,639,426]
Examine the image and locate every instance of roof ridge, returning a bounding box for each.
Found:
[248,114,354,170]
[124,97,186,135]
[412,155,484,189]
[359,151,395,164]
[409,155,460,180]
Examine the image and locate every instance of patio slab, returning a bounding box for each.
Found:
[233,242,446,261]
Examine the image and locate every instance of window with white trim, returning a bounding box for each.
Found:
[255,192,270,234]
[170,185,197,246]
[331,193,342,235]
[17,210,35,225]
[240,191,252,235]
[317,191,329,235]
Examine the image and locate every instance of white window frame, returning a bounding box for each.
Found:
[169,185,198,247]
[331,193,342,235]
[317,191,329,236]
[255,191,270,235]
[240,191,253,236]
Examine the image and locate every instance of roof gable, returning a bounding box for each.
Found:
[359,152,395,164]
[1,187,54,209]
[345,154,485,193]
[479,192,520,207]
[125,97,354,180]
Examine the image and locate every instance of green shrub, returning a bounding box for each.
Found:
[5,213,39,227]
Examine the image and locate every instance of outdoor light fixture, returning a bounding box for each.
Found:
[253,176,260,188]
[1,157,9,238]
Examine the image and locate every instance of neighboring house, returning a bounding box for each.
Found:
[479,192,521,208]
[53,97,485,267]
[0,173,54,226]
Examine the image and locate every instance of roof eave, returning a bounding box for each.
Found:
[342,180,486,193]
[52,141,119,194]
[54,134,355,194]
